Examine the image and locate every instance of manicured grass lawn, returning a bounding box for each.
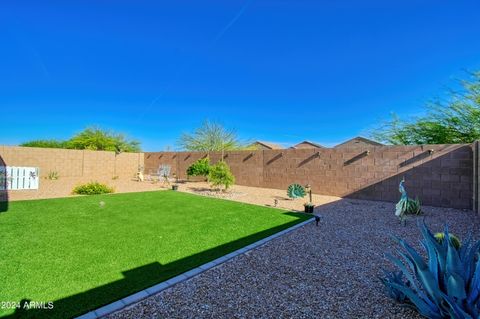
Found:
[0,191,309,318]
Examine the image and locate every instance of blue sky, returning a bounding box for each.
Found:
[1,1,479,151]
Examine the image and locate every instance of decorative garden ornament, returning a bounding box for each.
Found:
[287,183,306,199]
[395,178,408,225]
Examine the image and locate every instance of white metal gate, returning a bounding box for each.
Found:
[0,166,39,190]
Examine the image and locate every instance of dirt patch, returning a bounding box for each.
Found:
[175,181,340,211]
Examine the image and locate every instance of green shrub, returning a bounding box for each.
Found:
[208,161,235,190]
[73,182,114,195]
[47,171,59,180]
[186,158,210,177]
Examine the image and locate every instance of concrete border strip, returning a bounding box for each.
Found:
[76,218,314,319]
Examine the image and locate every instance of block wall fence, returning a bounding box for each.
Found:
[0,146,144,180]
[145,143,475,210]
[0,144,477,211]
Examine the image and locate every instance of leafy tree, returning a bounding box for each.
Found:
[21,127,141,152]
[208,161,235,190]
[371,71,480,145]
[67,127,141,153]
[178,120,244,151]
[21,139,68,149]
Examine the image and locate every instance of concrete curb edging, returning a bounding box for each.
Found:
[76,218,314,319]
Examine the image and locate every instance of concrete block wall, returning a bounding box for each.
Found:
[0,146,143,180]
[145,143,473,209]
[1,144,470,209]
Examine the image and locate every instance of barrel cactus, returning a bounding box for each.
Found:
[434,232,461,250]
[287,183,306,199]
[381,222,480,318]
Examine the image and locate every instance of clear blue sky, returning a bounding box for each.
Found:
[1,1,479,151]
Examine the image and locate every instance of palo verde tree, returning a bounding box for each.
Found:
[67,127,141,153]
[370,71,480,145]
[21,139,69,149]
[21,127,141,153]
[178,120,245,151]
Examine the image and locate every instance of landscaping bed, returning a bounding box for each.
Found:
[107,199,480,319]
[0,191,309,318]
[176,181,340,212]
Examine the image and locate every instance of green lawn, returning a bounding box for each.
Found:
[0,190,309,318]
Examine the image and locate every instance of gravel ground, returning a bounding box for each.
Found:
[106,199,480,319]
[176,181,340,211]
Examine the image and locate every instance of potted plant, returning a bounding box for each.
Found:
[304,202,315,213]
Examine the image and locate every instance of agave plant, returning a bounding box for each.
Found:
[381,222,480,318]
[405,197,422,215]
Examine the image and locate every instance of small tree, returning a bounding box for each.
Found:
[178,120,244,151]
[208,161,235,191]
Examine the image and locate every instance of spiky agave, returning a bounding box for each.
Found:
[396,197,422,219]
[405,197,422,215]
[381,222,480,318]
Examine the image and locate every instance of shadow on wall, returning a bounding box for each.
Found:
[0,154,7,212]
[345,146,472,209]
[145,145,473,209]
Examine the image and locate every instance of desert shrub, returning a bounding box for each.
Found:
[72,182,114,195]
[186,158,210,177]
[208,161,235,190]
[47,171,59,180]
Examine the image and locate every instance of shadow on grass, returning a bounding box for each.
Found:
[2,212,310,319]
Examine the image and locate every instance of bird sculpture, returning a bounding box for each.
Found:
[395,178,408,225]
[287,183,306,199]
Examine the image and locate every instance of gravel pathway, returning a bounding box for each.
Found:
[107,199,480,319]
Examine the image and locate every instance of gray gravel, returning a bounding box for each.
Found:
[106,199,480,319]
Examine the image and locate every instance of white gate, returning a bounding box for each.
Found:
[0,166,39,190]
